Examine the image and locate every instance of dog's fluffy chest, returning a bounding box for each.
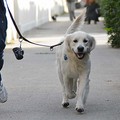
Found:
[62,54,90,78]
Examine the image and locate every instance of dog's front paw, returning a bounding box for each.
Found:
[75,101,84,113]
[76,107,84,113]
[62,102,69,108]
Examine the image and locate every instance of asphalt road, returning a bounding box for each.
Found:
[1,11,120,120]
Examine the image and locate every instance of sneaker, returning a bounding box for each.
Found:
[0,83,8,103]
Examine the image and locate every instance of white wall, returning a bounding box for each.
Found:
[15,0,49,33]
[6,0,65,43]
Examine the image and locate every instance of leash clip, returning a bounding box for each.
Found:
[19,38,23,49]
[50,46,54,51]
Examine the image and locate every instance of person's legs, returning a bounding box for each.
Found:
[88,18,91,24]
[67,2,75,21]
[67,2,72,21]
[69,11,73,21]
[0,12,8,103]
[71,11,75,19]
[71,2,75,19]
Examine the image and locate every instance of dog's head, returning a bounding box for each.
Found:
[64,31,96,59]
[61,9,95,59]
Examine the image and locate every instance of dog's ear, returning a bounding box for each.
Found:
[87,35,96,52]
[65,8,86,35]
[64,35,71,52]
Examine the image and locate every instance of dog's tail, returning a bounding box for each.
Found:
[65,8,86,35]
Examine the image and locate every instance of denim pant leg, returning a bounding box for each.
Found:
[0,13,7,83]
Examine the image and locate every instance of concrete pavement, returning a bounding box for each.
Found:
[1,10,120,120]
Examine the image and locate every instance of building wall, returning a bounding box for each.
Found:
[6,0,64,43]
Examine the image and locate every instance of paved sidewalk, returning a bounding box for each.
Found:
[2,9,120,120]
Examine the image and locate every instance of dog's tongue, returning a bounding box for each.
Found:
[73,50,85,59]
[76,53,84,59]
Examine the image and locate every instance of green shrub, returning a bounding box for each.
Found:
[101,0,120,48]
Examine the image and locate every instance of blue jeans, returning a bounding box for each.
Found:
[0,12,7,83]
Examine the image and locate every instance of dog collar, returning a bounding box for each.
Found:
[64,54,68,60]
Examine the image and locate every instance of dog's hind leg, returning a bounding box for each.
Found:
[67,78,76,99]
[73,79,77,93]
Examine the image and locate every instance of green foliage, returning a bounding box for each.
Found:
[101,0,120,48]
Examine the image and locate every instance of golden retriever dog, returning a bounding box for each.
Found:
[56,10,96,113]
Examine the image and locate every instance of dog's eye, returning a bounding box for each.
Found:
[83,39,88,43]
[73,39,78,43]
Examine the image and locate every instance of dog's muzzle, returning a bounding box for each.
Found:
[73,46,85,59]
[73,50,85,59]
[74,52,85,59]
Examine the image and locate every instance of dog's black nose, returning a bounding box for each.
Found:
[77,46,84,52]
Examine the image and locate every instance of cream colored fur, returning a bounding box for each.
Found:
[56,9,96,113]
